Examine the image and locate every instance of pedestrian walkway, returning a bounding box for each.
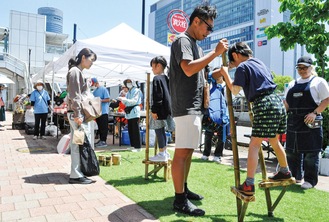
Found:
[0,112,158,222]
[0,111,328,221]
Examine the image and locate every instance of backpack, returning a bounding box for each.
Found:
[202,83,229,135]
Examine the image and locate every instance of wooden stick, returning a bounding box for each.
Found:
[221,52,242,215]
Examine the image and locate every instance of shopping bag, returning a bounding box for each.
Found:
[73,128,85,145]
[79,136,100,176]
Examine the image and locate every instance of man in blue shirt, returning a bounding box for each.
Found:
[91,78,110,147]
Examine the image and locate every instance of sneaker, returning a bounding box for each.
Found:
[173,199,205,216]
[69,177,93,184]
[131,148,142,152]
[165,151,171,159]
[237,181,255,196]
[40,136,46,140]
[149,153,168,162]
[95,141,107,148]
[301,181,313,189]
[213,156,222,163]
[33,136,38,140]
[186,189,204,200]
[200,155,209,161]
[296,179,303,184]
[268,171,292,181]
[94,140,101,145]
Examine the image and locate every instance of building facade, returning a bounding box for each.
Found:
[148,0,309,79]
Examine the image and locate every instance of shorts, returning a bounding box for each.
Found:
[174,115,202,149]
[251,93,287,138]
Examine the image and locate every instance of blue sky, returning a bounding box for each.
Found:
[0,0,158,42]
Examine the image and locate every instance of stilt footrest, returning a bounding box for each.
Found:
[258,178,296,188]
[231,186,256,202]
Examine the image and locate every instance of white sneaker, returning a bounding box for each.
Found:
[40,136,46,140]
[301,181,313,189]
[213,156,222,163]
[165,151,171,160]
[149,153,168,162]
[201,155,209,161]
[33,136,38,140]
[131,148,142,152]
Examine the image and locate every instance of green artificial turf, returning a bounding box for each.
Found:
[97,149,329,222]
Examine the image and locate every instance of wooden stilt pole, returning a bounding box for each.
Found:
[143,72,172,181]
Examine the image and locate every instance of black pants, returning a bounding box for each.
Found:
[96,114,109,142]
[128,118,141,148]
[203,130,224,157]
[34,113,48,136]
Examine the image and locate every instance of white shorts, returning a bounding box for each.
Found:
[174,115,202,149]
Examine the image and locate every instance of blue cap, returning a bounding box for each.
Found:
[91,77,98,84]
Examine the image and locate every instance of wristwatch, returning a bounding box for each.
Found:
[313,110,318,115]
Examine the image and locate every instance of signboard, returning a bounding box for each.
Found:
[167,9,189,34]
[167,33,176,46]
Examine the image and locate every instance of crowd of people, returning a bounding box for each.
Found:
[1,2,328,219]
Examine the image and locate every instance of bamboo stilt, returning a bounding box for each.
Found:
[143,72,171,181]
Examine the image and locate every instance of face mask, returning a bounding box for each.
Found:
[90,86,96,90]
[36,86,43,91]
[126,83,133,89]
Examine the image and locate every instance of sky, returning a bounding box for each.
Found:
[0,0,159,42]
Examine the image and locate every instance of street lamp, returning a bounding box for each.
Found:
[28,48,31,76]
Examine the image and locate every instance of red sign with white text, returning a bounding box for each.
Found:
[167,9,189,34]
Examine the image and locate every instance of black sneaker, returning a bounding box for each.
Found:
[69,177,92,184]
[268,171,292,181]
[237,181,255,196]
[186,189,204,200]
[173,199,205,216]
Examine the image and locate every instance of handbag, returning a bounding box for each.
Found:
[81,97,102,122]
[165,115,175,132]
[79,135,100,176]
[73,128,85,145]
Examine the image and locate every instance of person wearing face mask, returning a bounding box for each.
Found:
[117,78,142,151]
[29,79,51,140]
[90,77,110,148]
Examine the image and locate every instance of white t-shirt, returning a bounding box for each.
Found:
[284,75,329,105]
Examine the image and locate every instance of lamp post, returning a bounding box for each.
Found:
[142,0,145,34]
[28,48,31,77]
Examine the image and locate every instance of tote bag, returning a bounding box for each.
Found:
[79,136,100,176]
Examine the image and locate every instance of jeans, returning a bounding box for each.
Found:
[286,149,320,186]
[67,113,92,178]
[155,127,167,148]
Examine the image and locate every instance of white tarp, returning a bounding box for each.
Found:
[33,23,170,86]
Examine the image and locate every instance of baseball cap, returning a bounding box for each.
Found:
[91,77,98,85]
[296,56,313,67]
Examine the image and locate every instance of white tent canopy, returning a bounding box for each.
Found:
[33,23,170,86]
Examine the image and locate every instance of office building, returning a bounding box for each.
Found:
[148,0,309,78]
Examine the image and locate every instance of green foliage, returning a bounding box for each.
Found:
[97,150,329,222]
[272,72,293,93]
[265,0,329,80]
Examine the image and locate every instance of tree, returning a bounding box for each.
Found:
[265,0,329,81]
[272,72,293,93]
